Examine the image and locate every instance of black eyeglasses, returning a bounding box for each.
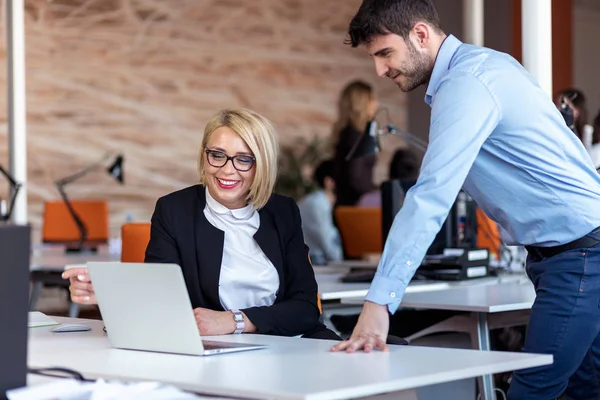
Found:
[205,148,256,172]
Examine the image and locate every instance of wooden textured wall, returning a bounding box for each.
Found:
[0,0,407,240]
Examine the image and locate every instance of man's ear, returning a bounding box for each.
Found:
[411,22,431,48]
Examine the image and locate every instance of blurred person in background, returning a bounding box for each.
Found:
[298,159,343,265]
[331,80,379,206]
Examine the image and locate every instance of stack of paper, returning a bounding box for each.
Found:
[28,312,59,328]
[8,379,234,400]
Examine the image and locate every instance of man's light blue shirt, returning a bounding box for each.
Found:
[367,35,600,313]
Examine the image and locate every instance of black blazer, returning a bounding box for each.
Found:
[333,124,376,206]
[144,184,335,338]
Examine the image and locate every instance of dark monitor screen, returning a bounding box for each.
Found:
[381,179,478,255]
[0,224,30,398]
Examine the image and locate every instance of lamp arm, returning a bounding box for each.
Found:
[375,107,429,153]
[55,182,87,250]
[54,153,111,187]
[387,127,429,153]
[0,164,22,221]
[5,183,21,221]
[0,164,18,187]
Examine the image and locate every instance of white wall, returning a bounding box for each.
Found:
[574,0,600,123]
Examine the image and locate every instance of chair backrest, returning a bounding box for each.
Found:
[42,200,109,244]
[121,223,151,263]
[476,208,502,257]
[334,206,382,259]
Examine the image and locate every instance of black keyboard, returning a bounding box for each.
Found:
[340,268,375,283]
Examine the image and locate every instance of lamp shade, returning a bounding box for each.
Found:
[345,120,381,161]
[107,155,124,184]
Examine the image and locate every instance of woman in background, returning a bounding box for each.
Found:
[63,108,339,340]
[331,80,379,206]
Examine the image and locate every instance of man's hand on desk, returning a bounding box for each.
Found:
[330,301,389,353]
[62,267,97,305]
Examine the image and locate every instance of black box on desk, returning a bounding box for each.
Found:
[419,248,490,281]
[0,224,31,398]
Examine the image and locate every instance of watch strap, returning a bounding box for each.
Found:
[231,309,244,334]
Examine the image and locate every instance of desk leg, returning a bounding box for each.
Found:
[476,312,496,400]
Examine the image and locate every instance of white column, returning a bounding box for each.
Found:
[521,0,553,97]
[463,0,484,46]
[6,0,27,224]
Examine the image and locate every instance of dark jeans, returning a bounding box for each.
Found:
[508,236,600,399]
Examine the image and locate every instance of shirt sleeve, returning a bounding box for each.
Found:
[366,73,501,313]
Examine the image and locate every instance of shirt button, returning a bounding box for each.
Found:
[390,292,396,298]
[406,261,412,266]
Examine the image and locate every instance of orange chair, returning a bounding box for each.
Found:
[121,222,151,262]
[334,206,382,259]
[42,200,109,245]
[476,208,502,257]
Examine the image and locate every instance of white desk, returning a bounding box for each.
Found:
[344,281,536,399]
[30,245,120,272]
[29,246,120,317]
[400,281,535,314]
[317,272,529,301]
[28,317,551,400]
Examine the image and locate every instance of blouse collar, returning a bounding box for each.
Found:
[205,187,255,220]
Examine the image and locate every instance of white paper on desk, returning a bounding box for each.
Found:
[7,379,91,400]
[89,381,200,400]
[28,311,59,328]
[9,379,238,400]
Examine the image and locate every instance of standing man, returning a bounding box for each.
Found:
[330,0,600,398]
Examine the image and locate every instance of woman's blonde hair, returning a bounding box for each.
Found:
[331,80,374,147]
[198,108,279,209]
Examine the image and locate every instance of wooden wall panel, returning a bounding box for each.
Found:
[0,0,408,240]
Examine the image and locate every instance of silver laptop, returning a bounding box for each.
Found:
[86,262,266,356]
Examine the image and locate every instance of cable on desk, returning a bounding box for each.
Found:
[28,367,91,381]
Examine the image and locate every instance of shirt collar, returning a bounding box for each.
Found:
[205,187,255,220]
[424,34,462,105]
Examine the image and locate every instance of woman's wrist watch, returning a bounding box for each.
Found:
[231,309,244,334]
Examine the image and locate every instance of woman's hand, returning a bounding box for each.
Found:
[193,308,257,335]
[61,267,97,305]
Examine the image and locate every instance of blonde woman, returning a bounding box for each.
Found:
[331,80,379,206]
[64,108,339,340]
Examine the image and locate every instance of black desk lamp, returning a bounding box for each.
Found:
[54,153,124,253]
[345,107,427,161]
[0,164,22,222]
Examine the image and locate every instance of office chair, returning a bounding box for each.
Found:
[42,200,109,247]
[334,206,382,259]
[121,222,151,263]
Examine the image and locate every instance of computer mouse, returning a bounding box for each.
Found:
[51,324,92,333]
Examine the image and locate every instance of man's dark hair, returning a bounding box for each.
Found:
[557,88,586,109]
[556,88,588,136]
[347,0,443,47]
[314,159,335,188]
[389,148,419,180]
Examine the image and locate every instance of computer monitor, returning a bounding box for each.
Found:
[0,224,30,398]
[381,179,478,255]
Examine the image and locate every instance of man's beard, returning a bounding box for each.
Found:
[388,42,432,92]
